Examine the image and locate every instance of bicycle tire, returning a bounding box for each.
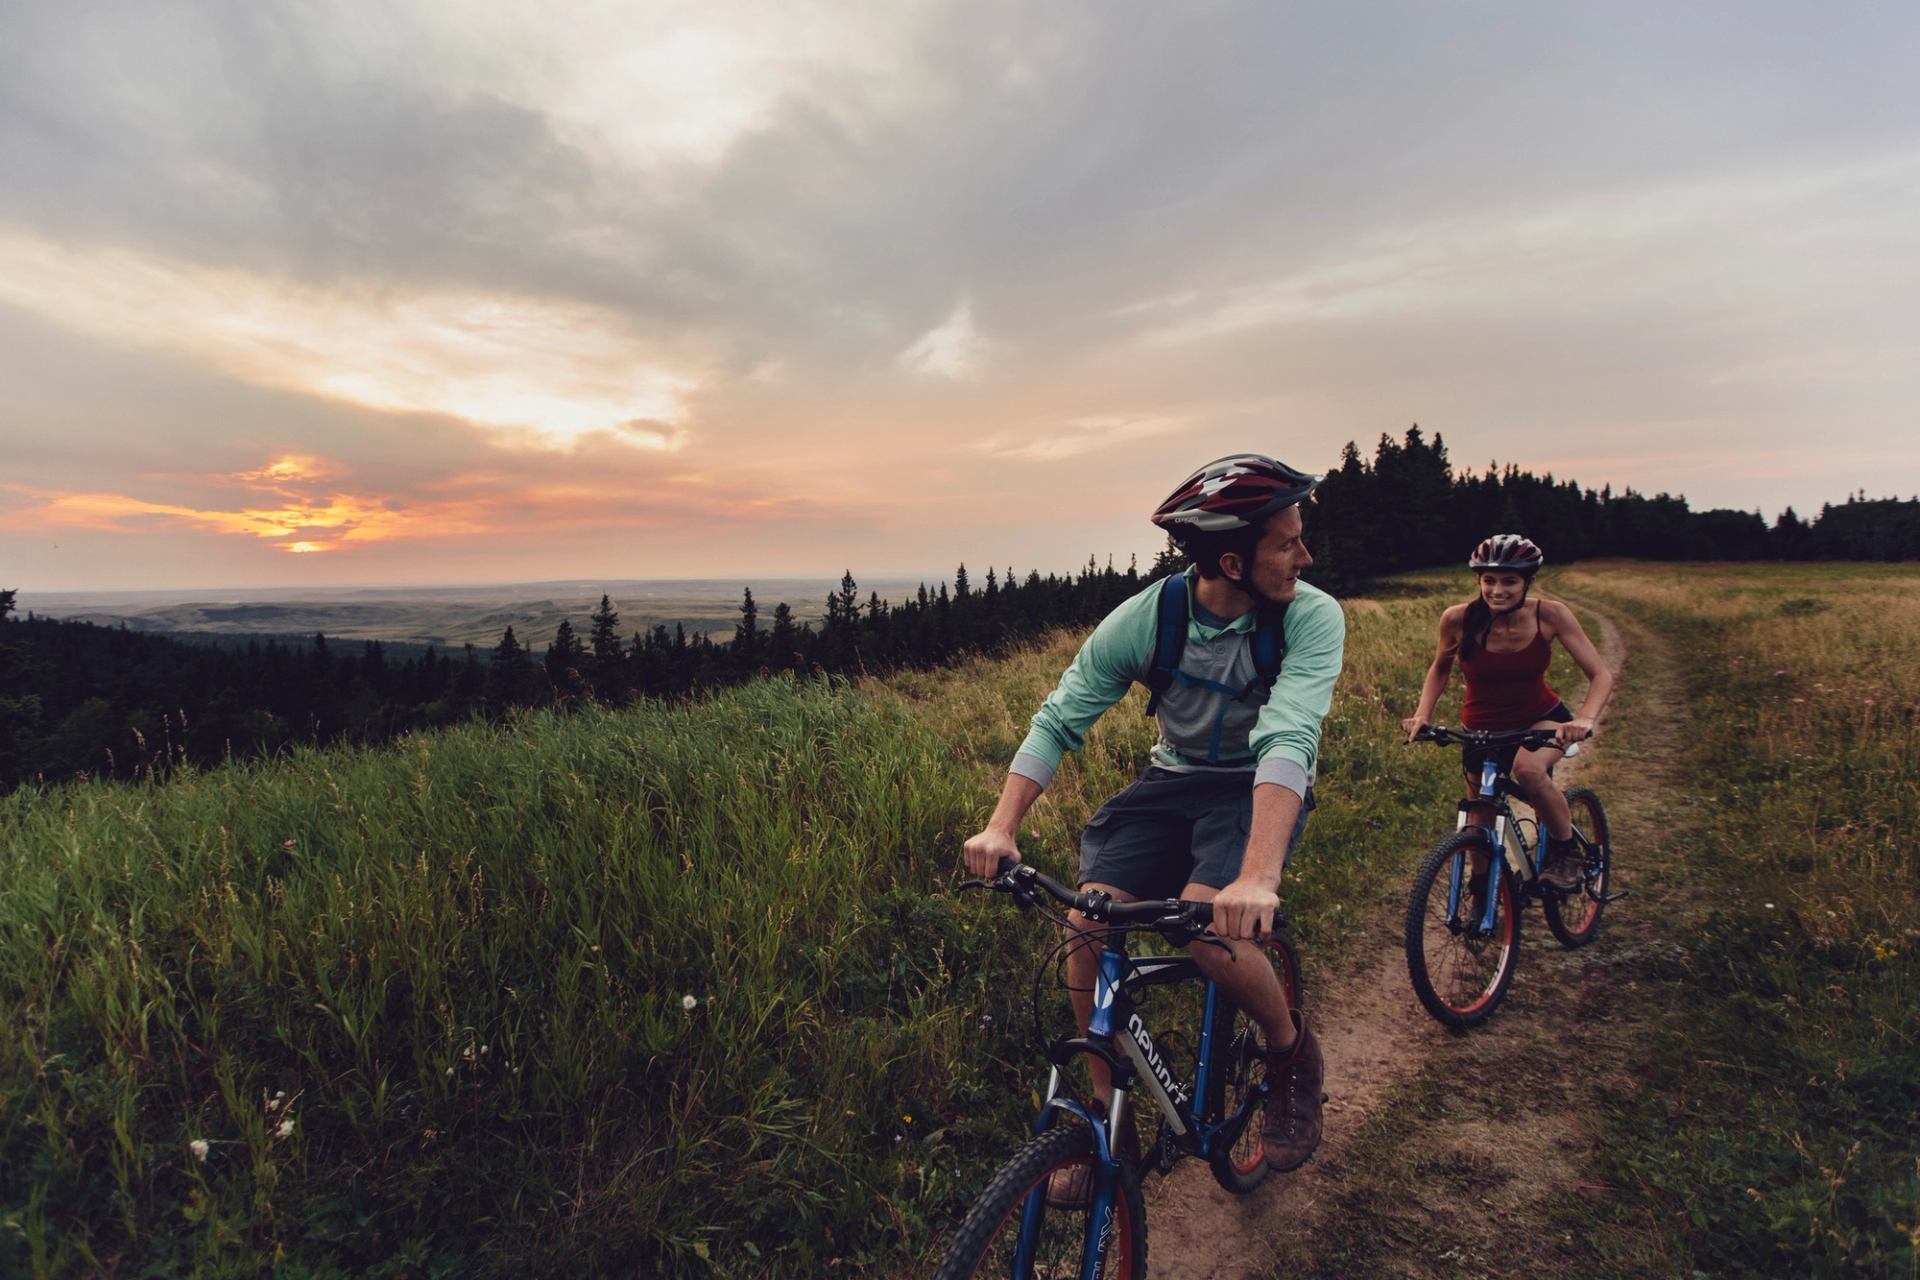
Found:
[1544,787,1611,948]
[1405,831,1520,1028]
[932,1122,1146,1280]
[1202,932,1301,1193]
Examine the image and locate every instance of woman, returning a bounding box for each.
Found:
[1401,534,1613,888]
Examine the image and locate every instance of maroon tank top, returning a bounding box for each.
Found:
[1459,613,1560,729]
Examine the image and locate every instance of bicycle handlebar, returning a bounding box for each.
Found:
[1412,723,1589,751]
[961,857,1220,932]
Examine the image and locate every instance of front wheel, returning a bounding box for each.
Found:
[932,1122,1146,1279]
[1545,787,1612,948]
[1405,832,1520,1028]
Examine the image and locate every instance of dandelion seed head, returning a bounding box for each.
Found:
[189,1138,209,1162]
[276,1118,295,1140]
[681,994,698,1011]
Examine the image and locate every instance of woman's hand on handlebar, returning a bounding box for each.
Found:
[1401,714,1430,744]
[962,826,1020,879]
[1554,717,1596,748]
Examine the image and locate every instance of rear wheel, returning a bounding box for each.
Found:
[933,1122,1146,1279]
[1405,832,1520,1028]
[1545,787,1611,947]
[1204,933,1301,1193]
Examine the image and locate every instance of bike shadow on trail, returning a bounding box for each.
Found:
[1139,602,1693,1280]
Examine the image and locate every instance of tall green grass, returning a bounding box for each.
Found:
[1,576,1531,1276]
[1561,563,1919,1276]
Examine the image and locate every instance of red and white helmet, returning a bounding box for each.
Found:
[1151,454,1322,536]
[1468,534,1545,572]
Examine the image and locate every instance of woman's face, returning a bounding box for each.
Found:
[1477,571,1529,612]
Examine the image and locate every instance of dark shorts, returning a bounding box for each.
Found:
[1077,766,1315,900]
[1461,701,1573,777]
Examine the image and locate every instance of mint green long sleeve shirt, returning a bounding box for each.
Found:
[1009,573,1345,798]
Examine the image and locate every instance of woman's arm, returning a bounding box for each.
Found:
[1542,600,1613,744]
[1403,607,1463,742]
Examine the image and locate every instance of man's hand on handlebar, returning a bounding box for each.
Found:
[1210,877,1279,942]
[962,826,1020,879]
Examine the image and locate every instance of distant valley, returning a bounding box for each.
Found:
[17,577,936,649]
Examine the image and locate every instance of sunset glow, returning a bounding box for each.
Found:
[1,2,1914,590]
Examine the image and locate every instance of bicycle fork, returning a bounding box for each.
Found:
[1023,949,1135,1277]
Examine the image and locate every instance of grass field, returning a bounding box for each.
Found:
[1558,562,1919,1275]
[2,563,1911,1276]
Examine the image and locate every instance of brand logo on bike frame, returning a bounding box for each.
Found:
[1127,1013,1191,1108]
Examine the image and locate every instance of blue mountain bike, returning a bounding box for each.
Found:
[935,860,1302,1279]
[1404,724,1619,1027]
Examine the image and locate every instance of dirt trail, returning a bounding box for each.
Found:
[1140,601,1680,1278]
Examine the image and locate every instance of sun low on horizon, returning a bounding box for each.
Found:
[2,0,1917,593]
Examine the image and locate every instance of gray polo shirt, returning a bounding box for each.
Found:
[1009,570,1345,799]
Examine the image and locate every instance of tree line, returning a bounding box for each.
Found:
[1304,425,1920,592]
[5,430,1916,790]
[0,563,1147,790]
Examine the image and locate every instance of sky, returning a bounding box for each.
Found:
[2,1,1916,591]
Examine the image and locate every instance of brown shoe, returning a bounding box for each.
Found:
[1044,1102,1137,1207]
[1262,1011,1323,1171]
[1539,837,1585,891]
[1045,1160,1090,1209]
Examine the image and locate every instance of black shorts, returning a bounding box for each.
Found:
[1461,701,1573,777]
[1077,766,1314,900]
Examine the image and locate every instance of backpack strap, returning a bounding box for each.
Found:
[1240,602,1290,701]
[1142,574,1189,718]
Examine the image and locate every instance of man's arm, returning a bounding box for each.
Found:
[1217,587,1345,940]
[1210,781,1303,939]
[961,580,1160,872]
[961,772,1045,877]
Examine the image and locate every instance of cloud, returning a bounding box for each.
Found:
[0,230,702,449]
[897,298,986,379]
[975,413,1187,462]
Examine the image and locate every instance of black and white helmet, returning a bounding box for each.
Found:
[1468,534,1544,572]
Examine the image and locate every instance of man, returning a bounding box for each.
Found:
[962,453,1346,1187]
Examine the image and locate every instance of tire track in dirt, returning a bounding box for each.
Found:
[1139,598,1659,1279]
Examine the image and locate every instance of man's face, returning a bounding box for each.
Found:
[1228,505,1312,604]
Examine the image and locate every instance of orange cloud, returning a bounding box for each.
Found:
[0,471,494,553]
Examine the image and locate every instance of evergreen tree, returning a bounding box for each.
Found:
[588,594,625,703]
[488,626,534,715]
[734,588,760,669]
[769,602,800,672]
[545,620,586,705]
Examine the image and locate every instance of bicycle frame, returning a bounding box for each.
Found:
[1014,937,1262,1276]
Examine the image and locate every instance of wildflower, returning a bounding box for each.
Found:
[276,1118,295,1140]
[282,839,297,848]
[1773,670,1788,677]
[682,994,698,1011]
[189,1139,209,1162]
[446,1066,455,1077]
[1792,698,1806,704]
[903,1114,914,1124]
[1864,697,1876,705]
[1765,902,1775,910]
[893,1133,903,1144]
